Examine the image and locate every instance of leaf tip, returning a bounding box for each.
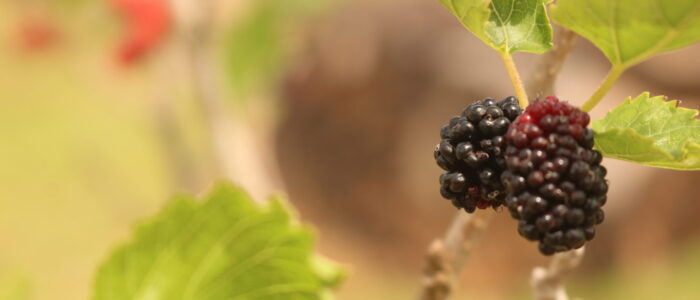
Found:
[312,255,348,289]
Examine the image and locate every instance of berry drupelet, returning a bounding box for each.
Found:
[501,96,608,255]
[435,96,523,213]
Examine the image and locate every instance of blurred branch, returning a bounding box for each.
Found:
[151,88,201,191]
[526,28,577,99]
[168,0,223,170]
[170,0,283,200]
[419,212,492,300]
[530,247,585,300]
[150,0,210,192]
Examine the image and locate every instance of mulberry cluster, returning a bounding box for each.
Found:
[501,96,608,255]
[435,96,523,212]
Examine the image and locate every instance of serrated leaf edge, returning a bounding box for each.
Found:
[592,92,700,170]
[92,183,345,299]
[596,129,700,170]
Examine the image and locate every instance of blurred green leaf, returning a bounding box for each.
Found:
[591,92,700,170]
[92,183,343,300]
[438,0,553,54]
[0,273,31,300]
[568,239,700,300]
[226,3,283,102]
[225,0,327,103]
[551,0,700,68]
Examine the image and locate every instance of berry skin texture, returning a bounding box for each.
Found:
[502,96,608,255]
[435,96,523,213]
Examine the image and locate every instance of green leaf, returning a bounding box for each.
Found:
[226,2,284,102]
[225,0,327,104]
[438,0,553,54]
[92,183,344,300]
[551,0,700,68]
[591,92,700,170]
[0,273,31,300]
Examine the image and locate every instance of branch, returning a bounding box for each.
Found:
[526,28,577,99]
[530,247,585,300]
[151,84,201,191]
[419,212,492,300]
[171,0,228,177]
[170,0,284,200]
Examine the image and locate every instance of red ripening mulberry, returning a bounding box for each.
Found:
[110,0,170,65]
[501,96,608,255]
[17,14,60,52]
[435,96,523,213]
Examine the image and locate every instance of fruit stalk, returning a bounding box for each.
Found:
[499,51,529,107]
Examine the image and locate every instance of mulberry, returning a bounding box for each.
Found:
[501,96,608,255]
[435,96,523,212]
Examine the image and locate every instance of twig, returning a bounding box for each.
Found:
[170,0,284,201]
[180,0,229,179]
[530,247,585,300]
[526,28,577,99]
[151,81,201,191]
[140,0,208,192]
[419,212,492,300]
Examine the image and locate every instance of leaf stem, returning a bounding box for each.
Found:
[581,66,625,112]
[499,51,529,107]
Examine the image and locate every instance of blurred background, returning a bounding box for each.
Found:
[1,0,700,299]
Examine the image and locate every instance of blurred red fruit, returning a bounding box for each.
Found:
[110,0,171,65]
[17,15,60,52]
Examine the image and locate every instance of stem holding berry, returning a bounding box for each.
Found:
[499,51,529,108]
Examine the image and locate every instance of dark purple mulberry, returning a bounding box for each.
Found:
[435,96,523,212]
